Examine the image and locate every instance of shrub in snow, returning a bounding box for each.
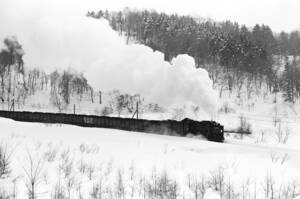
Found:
[59,156,73,178]
[65,176,76,199]
[86,163,96,181]
[225,179,238,199]
[275,122,290,144]
[203,188,221,199]
[255,130,266,143]
[172,108,185,121]
[79,143,95,154]
[44,144,59,162]
[240,178,251,199]
[60,148,71,161]
[283,180,300,199]
[77,158,89,175]
[101,106,113,116]
[50,91,67,113]
[272,108,281,127]
[187,174,207,199]
[75,183,84,199]
[0,187,11,199]
[114,169,126,199]
[0,143,12,179]
[79,144,86,154]
[144,169,179,199]
[237,115,252,138]
[262,172,276,199]
[218,102,235,114]
[148,103,164,113]
[90,179,104,199]
[209,166,225,198]
[52,181,68,199]
[270,152,289,165]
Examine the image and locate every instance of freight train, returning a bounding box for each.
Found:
[0,110,224,142]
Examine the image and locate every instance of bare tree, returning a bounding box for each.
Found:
[50,70,60,94]
[262,172,276,199]
[22,151,44,199]
[50,92,66,113]
[59,71,73,105]
[209,166,225,199]
[0,142,13,178]
[187,174,207,199]
[115,169,125,199]
[70,74,88,101]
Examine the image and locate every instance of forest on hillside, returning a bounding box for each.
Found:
[87,9,300,103]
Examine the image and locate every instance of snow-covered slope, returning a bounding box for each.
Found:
[1,117,300,198]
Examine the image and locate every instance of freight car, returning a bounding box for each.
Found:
[0,110,224,142]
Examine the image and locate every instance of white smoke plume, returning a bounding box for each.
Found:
[0,0,219,119]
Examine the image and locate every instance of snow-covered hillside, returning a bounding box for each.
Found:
[1,117,300,199]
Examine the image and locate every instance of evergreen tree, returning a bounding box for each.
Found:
[281,60,298,103]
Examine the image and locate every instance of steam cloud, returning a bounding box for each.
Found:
[0,0,219,119]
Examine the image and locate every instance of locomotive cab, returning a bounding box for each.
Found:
[181,118,224,142]
[208,121,224,142]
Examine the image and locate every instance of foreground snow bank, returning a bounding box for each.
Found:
[0,117,300,199]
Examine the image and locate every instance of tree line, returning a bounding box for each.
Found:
[87,8,300,103]
[0,37,94,111]
[87,9,300,65]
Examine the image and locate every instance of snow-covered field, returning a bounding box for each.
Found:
[217,90,300,148]
[1,80,300,198]
[1,115,300,199]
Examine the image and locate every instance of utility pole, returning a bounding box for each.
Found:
[136,102,138,119]
[131,102,139,119]
[99,91,102,104]
[73,104,76,114]
[11,99,14,111]
[9,99,14,111]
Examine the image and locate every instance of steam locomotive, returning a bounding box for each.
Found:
[0,110,224,142]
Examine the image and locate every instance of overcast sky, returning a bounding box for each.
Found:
[0,0,300,33]
[95,0,300,33]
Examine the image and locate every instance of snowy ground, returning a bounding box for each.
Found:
[217,90,300,149]
[1,116,300,199]
[1,84,300,198]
